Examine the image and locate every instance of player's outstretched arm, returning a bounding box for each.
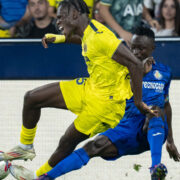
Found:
[112,43,156,115]
[165,101,180,161]
[42,34,81,48]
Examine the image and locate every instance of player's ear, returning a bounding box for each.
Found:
[72,8,79,20]
[150,42,155,52]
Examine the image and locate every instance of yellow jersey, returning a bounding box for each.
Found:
[82,19,133,103]
[48,0,94,18]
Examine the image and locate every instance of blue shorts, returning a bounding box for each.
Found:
[100,115,168,160]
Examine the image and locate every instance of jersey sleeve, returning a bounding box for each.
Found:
[95,32,122,59]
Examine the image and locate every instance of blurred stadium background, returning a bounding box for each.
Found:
[0,38,179,180]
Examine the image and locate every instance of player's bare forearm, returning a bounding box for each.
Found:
[129,63,143,105]
[164,101,174,143]
[112,43,143,104]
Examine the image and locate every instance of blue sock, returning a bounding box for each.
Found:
[147,117,165,167]
[47,148,90,178]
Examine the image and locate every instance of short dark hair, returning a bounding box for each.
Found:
[134,26,155,40]
[59,0,90,15]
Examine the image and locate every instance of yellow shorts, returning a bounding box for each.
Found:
[60,78,126,137]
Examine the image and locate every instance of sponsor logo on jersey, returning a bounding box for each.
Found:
[143,81,164,93]
[154,70,163,80]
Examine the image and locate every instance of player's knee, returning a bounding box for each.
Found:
[83,136,110,157]
[24,90,36,107]
[94,136,110,148]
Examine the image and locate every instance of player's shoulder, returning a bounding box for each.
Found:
[153,61,172,81]
[90,19,118,38]
[87,19,121,49]
[153,61,171,74]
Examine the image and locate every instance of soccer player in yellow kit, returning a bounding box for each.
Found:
[0,0,156,179]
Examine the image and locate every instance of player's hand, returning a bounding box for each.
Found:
[143,57,155,74]
[42,36,55,48]
[42,34,65,48]
[135,101,159,116]
[166,141,180,162]
[118,30,133,47]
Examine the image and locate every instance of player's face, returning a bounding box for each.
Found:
[57,5,78,38]
[28,0,48,20]
[130,35,154,61]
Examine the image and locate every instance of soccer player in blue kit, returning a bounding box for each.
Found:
[30,26,180,180]
[10,27,180,180]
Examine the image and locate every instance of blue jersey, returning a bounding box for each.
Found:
[124,61,172,119]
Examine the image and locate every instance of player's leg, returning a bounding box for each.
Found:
[9,119,139,180]
[36,135,117,179]
[43,122,126,180]
[146,106,168,179]
[35,122,89,177]
[1,78,87,162]
[20,82,67,147]
[1,77,88,163]
[35,110,115,177]
[22,82,67,129]
[84,135,118,158]
[9,122,89,180]
[9,136,116,180]
[0,82,67,162]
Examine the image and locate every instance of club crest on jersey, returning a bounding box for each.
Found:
[153,70,162,80]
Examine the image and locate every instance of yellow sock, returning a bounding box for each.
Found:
[20,125,37,145]
[36,161,53,177]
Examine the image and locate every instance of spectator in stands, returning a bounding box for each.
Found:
[144,0,162,18]
[0,0,29,38]
[93,0,105,24]
[16,0,59,38]
[48,0,94,18]
[99,0,160,45]
[152,0,180,36]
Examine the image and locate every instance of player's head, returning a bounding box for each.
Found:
[28,0,49,20]
[56,0,90,38]
[130,26,155,61]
